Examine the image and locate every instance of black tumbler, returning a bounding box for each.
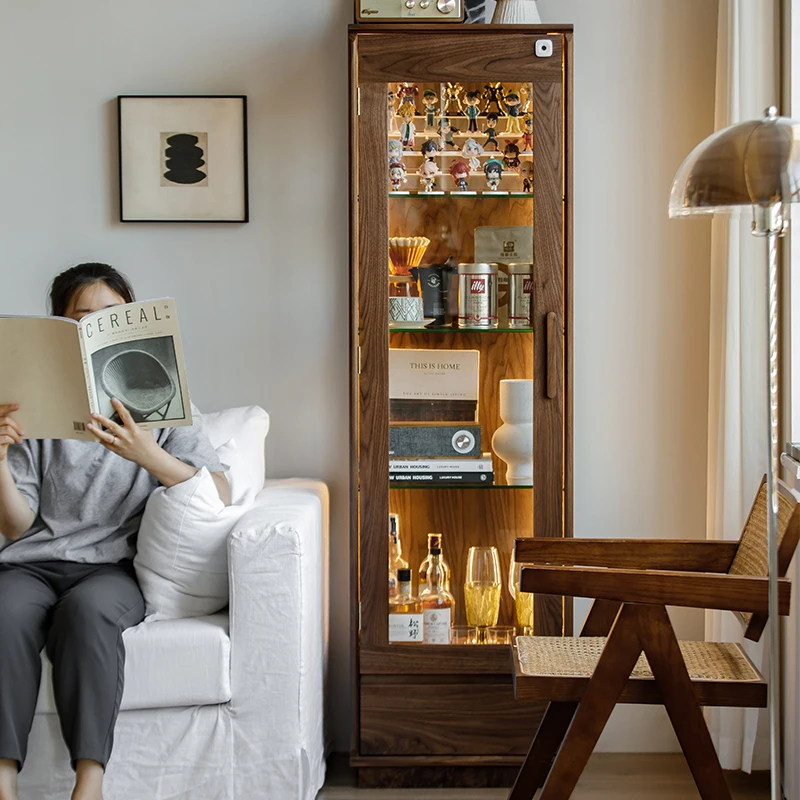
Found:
[411,264,452,325]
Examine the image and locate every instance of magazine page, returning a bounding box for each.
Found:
[79,298,192,430]
[0,316,94,440]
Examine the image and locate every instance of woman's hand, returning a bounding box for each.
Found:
[0,404,24,463]
[87,398,162,468]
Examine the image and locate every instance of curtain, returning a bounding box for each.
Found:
[705,0,779,772]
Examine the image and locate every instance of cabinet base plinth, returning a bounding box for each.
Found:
[357,764,521,789]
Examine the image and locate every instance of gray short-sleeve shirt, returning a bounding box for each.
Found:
[1,414,223,565]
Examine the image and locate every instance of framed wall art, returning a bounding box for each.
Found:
[118,95,249,223]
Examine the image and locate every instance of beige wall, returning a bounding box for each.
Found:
[1,0,717,752]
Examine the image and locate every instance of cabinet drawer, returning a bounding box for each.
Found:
[360,682,544,756]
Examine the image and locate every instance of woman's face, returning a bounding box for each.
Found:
[63,281,126,321]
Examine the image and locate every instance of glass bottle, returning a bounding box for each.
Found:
[388,568,423,643]
[418,533,451,594]
[388,513,408,600]
[420,546,456,645]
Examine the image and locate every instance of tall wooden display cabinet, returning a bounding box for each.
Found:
[349,24,573,788]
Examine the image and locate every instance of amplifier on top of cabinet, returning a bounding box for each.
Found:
[357,0,464,23]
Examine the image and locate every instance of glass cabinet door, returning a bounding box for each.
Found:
[354,33,566,661]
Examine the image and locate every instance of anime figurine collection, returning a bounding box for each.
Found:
[387,90,400,135]
[417,159,441,193]
[398,104,416,150]
[389,161,408,190]
[519,84,532,114]
[438,117,459,150]
[482,83,505,116]
[420,138,439,161]
[521,116,533,151]
[443,82,464,116]
[463,90,480,132]
[483,113,499,151]
[503,91,522,134]
[449,158,471,192]
[503,142,520,169]
[517,161,534,193]
[422,89,438,133]
[484,158,503,191]
[462,138,484,170]
[396,83,419,114]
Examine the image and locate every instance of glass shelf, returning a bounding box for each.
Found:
[388,483,533,490]
[389,324,533,334]
[389,191,533,198]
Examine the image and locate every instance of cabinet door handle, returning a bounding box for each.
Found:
[546,311,558,399]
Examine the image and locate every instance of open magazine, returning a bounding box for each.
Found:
[0,298,192,440]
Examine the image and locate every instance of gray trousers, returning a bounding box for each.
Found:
[0,560,145,771]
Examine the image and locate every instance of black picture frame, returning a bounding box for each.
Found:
[118,95,249,223]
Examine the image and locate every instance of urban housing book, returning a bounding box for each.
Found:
[0,298,191,440]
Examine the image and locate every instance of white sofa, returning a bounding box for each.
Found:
[17,409,330,800]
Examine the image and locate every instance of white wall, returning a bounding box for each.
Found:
[1,0,718,754]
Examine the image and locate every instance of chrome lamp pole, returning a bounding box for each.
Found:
[669,106,800,800]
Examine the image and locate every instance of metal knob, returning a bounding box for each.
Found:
[420,0,431,7]
[405,0,415,6]
[437,0,456,12]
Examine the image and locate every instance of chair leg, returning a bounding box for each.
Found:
[539,604,645,800]
[637,605,733,800]
[507,702,577,800]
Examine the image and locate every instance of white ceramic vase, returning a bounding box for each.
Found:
[491,379,533,486]
[491,0,541,24]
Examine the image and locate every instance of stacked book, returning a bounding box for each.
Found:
[389,453,495,485]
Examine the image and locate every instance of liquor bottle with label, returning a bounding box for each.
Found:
[417,532,451,594]
[420,546,456,645]
[388,513,408,600]
[388,568,423,643]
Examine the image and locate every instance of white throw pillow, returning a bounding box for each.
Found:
[134,439,255,620]
[201,406,269,492]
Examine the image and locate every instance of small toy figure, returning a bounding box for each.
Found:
[519,83,532,114]
[503,142,520,170]
[438,117,459,150]
[521,116,533,151]
[398,105,416,151]
[503,91,522,134]
[389,161,408,191]
[449,158,471,192]
[462,138,484,170]
[417,160,441,193]
[420,138,439,161]
[387,90,400,135]
[463,91,481,132]
[422,90,438,133]
[388,139,404,165]
[396,83,419,114]
[482,82,505,116]
[517,161,534,193]
[484,158,503,191]
[483,113,500,151]
[443,82,464,116]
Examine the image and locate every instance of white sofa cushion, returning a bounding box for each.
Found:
[202,406,269,492]
[36,614,231,713]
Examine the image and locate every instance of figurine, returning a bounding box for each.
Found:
[449,158,471,192]
[443,82,464,116]
[417,159,441,193]
[517,161,534,193]
[463,91,481,133]
[396,83,419,114]
[420,138,439,162]
[519,84,532,114]
[398,105,416,151]
[503,141,521,170]
[484,158,503,191]
[389,161,408,190]
[387,90,401,135]
[388,139,404,165]
[481,82,505,116]
[503,91,522,134]
[438,117,459,150]
[520,116,534,152]
[483,113,500,151]
[462,138,484,171]
[422,89,438,133]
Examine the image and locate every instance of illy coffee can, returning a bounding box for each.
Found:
[507,263,533,328]
[457,263,498,329]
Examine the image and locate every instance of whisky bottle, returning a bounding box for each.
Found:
[418,533,451,594]
[388,514,408,600]
[420,547,456,645]
[388,568,423,643]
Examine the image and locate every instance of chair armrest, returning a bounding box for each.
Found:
[519,565,791,615]
[514,538,738,572]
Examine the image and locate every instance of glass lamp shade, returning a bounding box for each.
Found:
[668,107,800,217]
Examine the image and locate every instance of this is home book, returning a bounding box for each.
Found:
[0,298,191,440]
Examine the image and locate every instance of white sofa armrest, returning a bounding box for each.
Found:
[227,478,329,785]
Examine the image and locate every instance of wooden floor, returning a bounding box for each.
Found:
[318,754,770,799]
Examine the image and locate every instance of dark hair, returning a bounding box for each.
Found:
[49,263,135,317]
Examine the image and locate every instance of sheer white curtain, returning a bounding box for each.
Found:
[705,0,779,772]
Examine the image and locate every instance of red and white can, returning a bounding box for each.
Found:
[457,263,498,329]
[507,263,533,328]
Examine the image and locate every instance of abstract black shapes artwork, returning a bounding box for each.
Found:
[163,133,207,185]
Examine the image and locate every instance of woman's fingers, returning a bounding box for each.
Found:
[0,404,20,416]
[111,398,136,429]
[0,417,24,438]
[0,429,22,446]
[86,422,116,444]
[90,412,125,438]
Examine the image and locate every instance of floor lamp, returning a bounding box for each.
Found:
[669,106,800,800]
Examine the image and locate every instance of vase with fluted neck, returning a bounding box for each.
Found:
[491,379,533,486]
[491,0,541,24]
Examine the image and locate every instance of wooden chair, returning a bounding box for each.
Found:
[508,477,800,800]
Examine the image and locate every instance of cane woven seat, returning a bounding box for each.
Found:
[100,350,176,420]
